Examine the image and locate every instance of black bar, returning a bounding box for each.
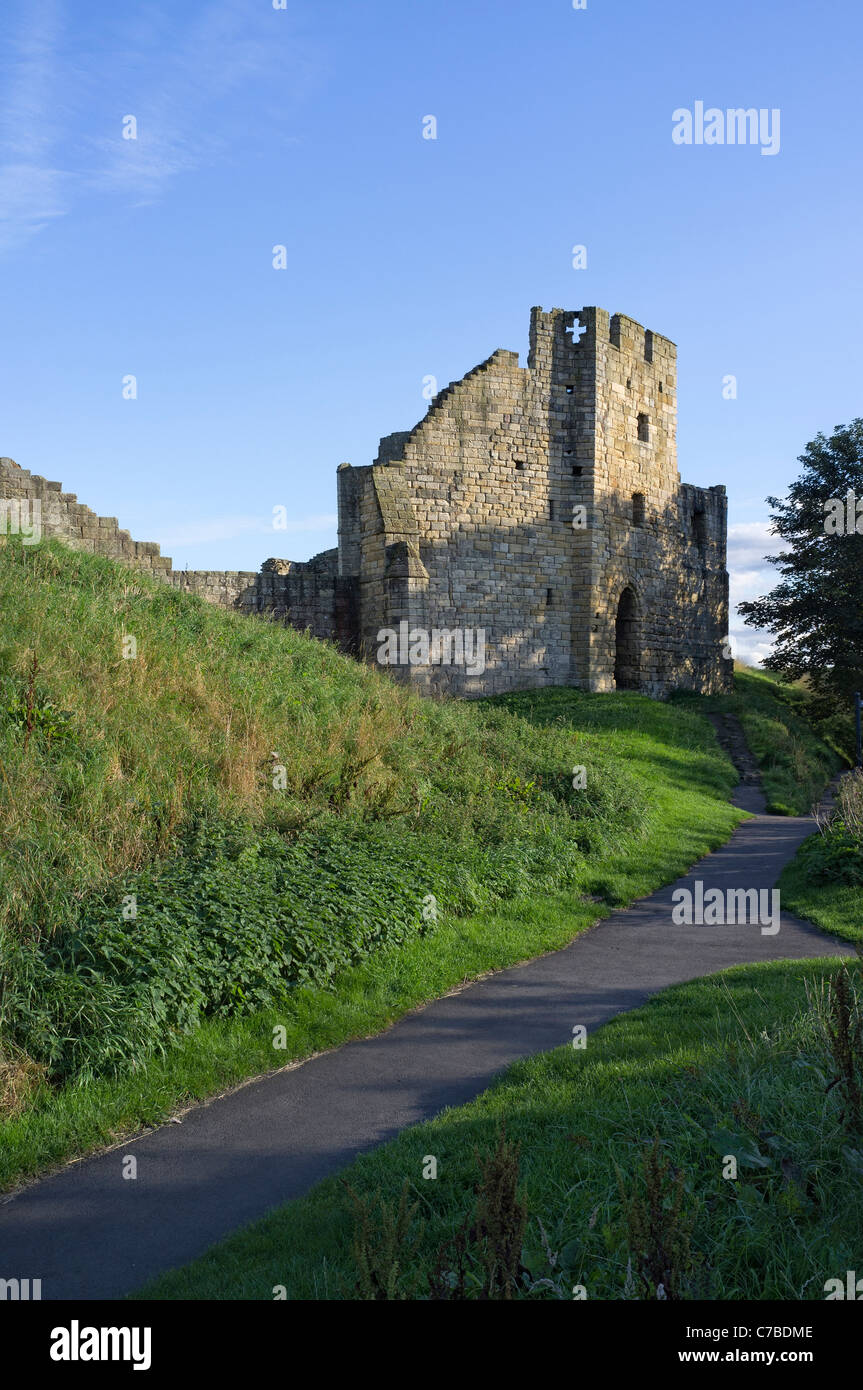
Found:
[5,1297,861,1376]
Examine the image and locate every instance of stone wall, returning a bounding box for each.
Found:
[0,455,338,642]
[0,455,172,575]
[168,569,260,611]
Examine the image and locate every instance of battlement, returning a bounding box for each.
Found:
[529,306,676,378]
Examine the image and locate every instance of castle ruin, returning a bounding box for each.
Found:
[1,306,732,699]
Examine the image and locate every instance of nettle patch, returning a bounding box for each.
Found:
[4,762,633,1084]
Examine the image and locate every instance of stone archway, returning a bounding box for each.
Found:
[614,587,640,690]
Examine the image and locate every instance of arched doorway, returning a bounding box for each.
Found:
[614,587,640,690]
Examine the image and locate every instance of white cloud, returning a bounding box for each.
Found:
[0,0,64,162]
[727,520,786,666]
[727,520,784,570]
[0,163,71,251]
[729,628,775,668]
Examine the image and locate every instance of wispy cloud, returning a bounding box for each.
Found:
[0,163,72,250]
[0,1,70,251]
[87,1,285,203]
[0,0,63,162]
[0,0,313,249]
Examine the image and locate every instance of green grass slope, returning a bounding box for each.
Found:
[781,866,863,944]
[0,537,746,1186]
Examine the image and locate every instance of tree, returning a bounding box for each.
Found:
[738,419,863,705]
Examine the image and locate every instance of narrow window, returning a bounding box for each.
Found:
[549,499,555,521]
[565,384,575,395]
[644,330,654,363]
[637,413,649,442]
[546,588,553,606]
[693,509,707,547]
[632,492,645,526]
[572,465,582,477]
[515,459,525,471]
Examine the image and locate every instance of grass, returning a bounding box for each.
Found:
[672,664,844,815]
[1,536,622,940]
[135,957,863,1302]
[780,770,863,946]
[780,865,863,947]
[0,537,744,1188]
[0,696,740,1190]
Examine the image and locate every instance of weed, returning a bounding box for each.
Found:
[616,1137,700,1300]
[342,1180,422,1300]
[825,965,863,1131]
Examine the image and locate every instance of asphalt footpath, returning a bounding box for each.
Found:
[0,771,849,1298]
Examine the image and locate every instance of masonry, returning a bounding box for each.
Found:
[1,305,732,699]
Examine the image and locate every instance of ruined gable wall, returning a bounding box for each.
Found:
[355,343,584,696]
[344,306,731,698]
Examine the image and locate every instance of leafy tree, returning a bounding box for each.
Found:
[739,420,863,705]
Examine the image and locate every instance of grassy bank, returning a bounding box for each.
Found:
[0,538,742,1188]
[780,770,863,945]
[781,868,863,944]
[136,958,861,1301]
[672,665,844,815]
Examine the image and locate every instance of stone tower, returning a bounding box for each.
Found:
[333,306,731,698]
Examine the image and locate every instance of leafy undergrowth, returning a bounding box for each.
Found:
[136,959,863,1301]
[0,537,743,1186]
[672,665,843,815]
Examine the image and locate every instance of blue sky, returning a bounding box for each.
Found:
[2,0,861,662]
